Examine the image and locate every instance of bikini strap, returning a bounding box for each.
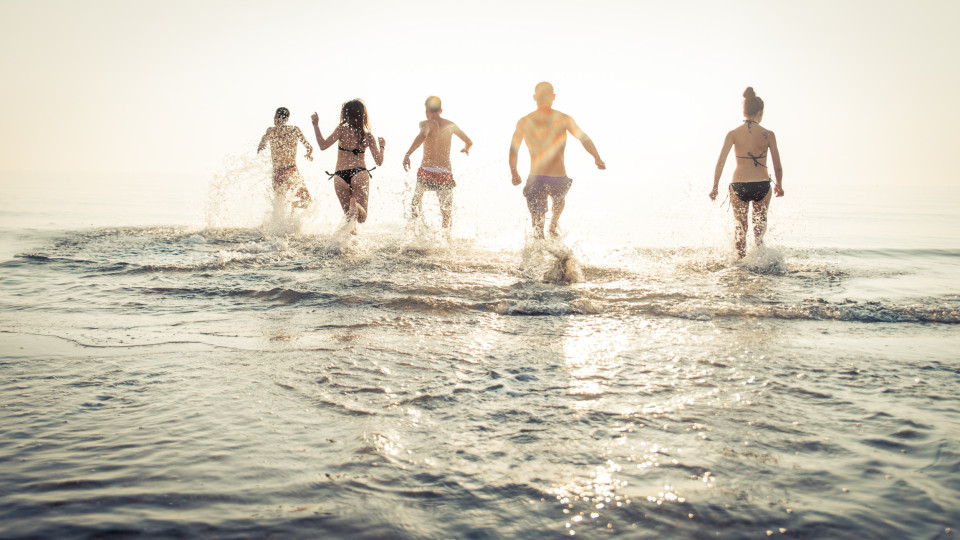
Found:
[324,167,377,180]
[736,151,767,168]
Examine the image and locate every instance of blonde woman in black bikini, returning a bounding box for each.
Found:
[710,87,784,258]
[311,99,385,223]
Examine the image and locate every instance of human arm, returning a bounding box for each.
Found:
[711,131,734,200]
[454,125,473,156]
[509,121,524,185]
[402,122,428,172]
[257,127,273,153]
[295,127,314,161]
[368,133,385,166]
[310,113,339,151]
[567,117,605,169]
[767,131,784,196]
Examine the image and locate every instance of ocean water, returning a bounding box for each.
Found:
[1,169,959,539]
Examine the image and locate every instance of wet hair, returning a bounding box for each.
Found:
[743,87,764,117]
[275,107,290,122]
[425,96,442,112]
[339,99,369,143]
[534,81,554,103]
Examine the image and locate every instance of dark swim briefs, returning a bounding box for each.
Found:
[523,175,573,215]
[273,166,311,203]
[731,181,770,203]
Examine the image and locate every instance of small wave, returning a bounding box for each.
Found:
[139,286,334,306]
[495,298,601,316]
[380,296,479,315]
[652,297,960,324]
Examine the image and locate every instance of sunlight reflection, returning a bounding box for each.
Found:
[463,313,506,365]
[548,460,630,535]
[562,318,628,411]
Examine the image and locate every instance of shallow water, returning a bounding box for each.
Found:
[1,215,958,538]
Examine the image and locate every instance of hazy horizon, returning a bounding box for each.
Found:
[2,0,959,192]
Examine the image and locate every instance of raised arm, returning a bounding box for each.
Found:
[295,126,314,161]
[367,132,385,167]
[567,117,605,169]
[454,124,473,155]
[767,130,784,196]
[310,113,340,151]
[509,120,524,185]
[257,127,273,153]
[402,122,429,171]
[711,131,734,200]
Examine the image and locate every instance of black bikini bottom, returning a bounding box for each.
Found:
[327,167,376,185]
[731,181,770,202]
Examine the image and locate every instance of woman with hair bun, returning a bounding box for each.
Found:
[311,99,385,224]
[710,87,784,258]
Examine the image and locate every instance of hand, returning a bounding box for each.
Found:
[378,137,386,149]
[305,151,313,162]
[402,154,411,172]
[709,187,718,201]
[461,145,471,156]
[310,112,319,125]
[511,170,522,186]
[774,184,784,197]
[595,158,606,170]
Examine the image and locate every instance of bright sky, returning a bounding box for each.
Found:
[1,0,959,195]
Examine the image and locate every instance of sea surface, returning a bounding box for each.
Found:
[1,171,959,539]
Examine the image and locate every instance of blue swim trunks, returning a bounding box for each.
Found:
[522,175,573,215]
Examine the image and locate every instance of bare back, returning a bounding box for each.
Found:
[420,119,461,170]
[265,125,308,170]
[333,125,372,170]
[729,123,778,183]
[516,109,578,177]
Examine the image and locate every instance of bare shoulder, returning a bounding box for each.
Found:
[439,118,458,132]
[549,108,571,121]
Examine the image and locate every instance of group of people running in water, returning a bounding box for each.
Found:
[257,82,784,258]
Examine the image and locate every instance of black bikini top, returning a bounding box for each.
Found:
[338,146,364,155]
[737,151,767,168]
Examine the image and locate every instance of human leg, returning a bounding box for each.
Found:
[751,189,773,247]
[410,181,426,220]
[352,172,370,224]
[543,176,572,237]
[729,185,750,258]
[334,176,352,215]
[437,186,454,229]
[523,176,550,239]
[548,195,565,237]
[530,214,547,238]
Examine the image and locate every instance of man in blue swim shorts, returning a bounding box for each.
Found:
[509,82,605,238]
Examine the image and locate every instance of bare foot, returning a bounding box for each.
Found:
[548,223,560,238]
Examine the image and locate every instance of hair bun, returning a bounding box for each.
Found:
[743,87,756,99]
